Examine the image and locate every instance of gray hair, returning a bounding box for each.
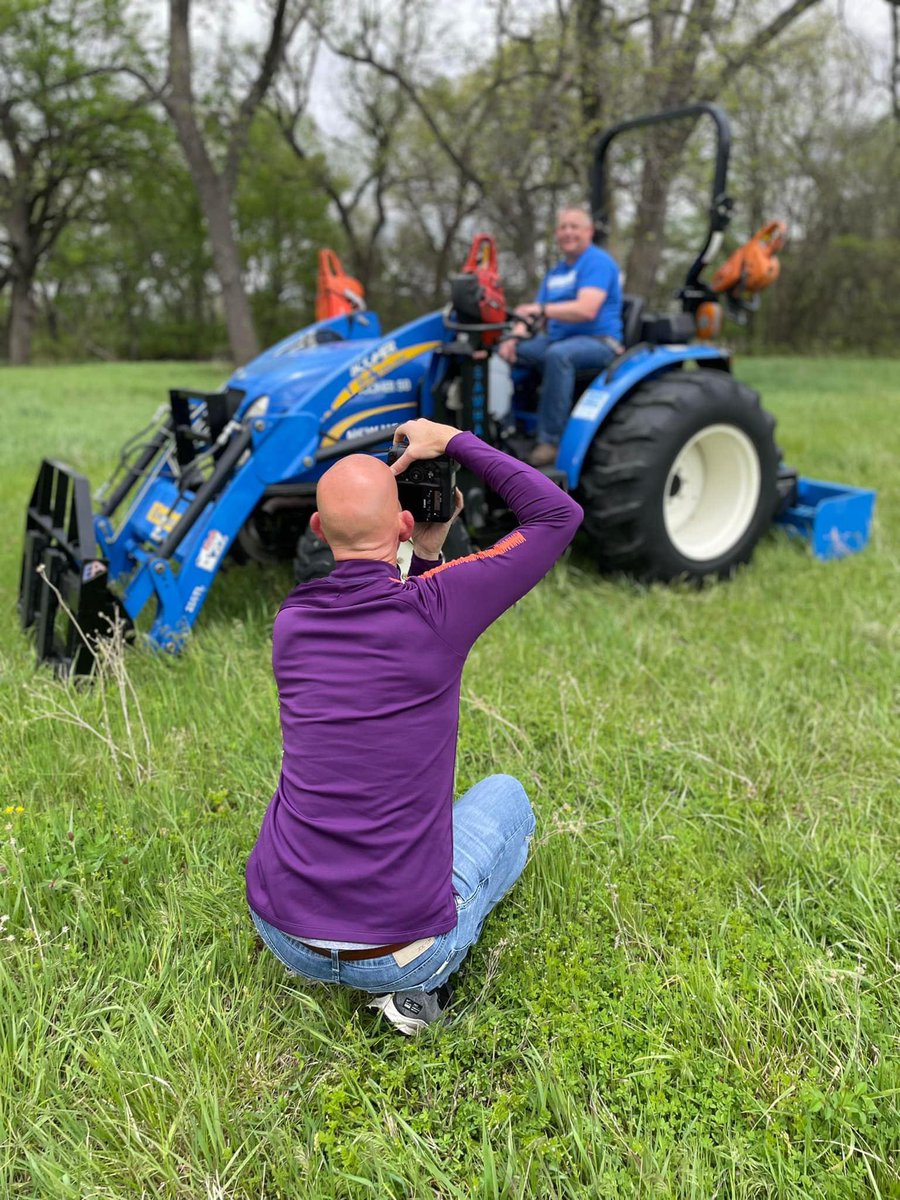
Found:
[556,202,594,225]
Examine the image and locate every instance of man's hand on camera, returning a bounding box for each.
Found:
[411,488,464,561]
[390,418,460,476]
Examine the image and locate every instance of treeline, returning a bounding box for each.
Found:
[1,0,897,366]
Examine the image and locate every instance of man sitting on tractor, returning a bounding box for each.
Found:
[499,204,623,467]
[246,419,583,1035]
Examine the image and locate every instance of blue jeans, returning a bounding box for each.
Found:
[516,334,616,444]
[250,774,535,995]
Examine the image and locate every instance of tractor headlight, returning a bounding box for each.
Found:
[245,394,270,421]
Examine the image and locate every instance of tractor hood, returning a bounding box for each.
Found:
[226,322,384,417]
[222,310,447,427]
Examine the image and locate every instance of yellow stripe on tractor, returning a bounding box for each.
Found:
[325,341,441,417]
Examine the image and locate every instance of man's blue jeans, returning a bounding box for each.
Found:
[250,774,535,995]
[516,334,616,445]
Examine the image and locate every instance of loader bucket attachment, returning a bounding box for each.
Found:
[19,460,131,677]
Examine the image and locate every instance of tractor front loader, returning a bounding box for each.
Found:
[19,307,446,673]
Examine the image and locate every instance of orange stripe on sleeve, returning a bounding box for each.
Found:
[419,531,526,578]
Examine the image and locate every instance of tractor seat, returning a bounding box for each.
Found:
[571,294,645,391]
[620,294,645,349]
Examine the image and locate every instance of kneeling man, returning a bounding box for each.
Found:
[246,419,582,1034]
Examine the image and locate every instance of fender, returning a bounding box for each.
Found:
[557,345,732,489]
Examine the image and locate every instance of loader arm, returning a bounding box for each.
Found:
[20,310,449,671]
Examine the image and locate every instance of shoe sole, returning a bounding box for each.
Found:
[366,994,428,1037]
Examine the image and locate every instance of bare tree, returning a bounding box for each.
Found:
[153,0,309,364]
[889,0,900,121]
[272,32,408,304]
[613,0,825,298]
[311,0,583,303]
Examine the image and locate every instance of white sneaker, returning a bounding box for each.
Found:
[367,985,453,1036]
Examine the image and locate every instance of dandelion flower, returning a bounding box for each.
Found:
[14,807,23,815]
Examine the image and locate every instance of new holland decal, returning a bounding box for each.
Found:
[322,341,440,421]
[322,401,418,446]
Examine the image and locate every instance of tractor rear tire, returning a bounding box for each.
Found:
[579,369,778,582]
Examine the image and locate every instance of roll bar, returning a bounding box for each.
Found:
[590,103,734,290]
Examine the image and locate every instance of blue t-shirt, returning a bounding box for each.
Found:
[537,245,622,342]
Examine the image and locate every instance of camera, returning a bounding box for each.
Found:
[387,446,457,523]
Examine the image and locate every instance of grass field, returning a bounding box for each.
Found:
[0,358,898,1199]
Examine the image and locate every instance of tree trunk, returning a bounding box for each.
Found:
[195,170,260,364]
[624,129,688,299]
[573,0,607,139]
[8,270,36,364]
[891,0,900,123]
[165,133,260,363]
[167,0,263,365]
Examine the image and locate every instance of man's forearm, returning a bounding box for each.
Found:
[410,432,584,654]
[542,298,598,323]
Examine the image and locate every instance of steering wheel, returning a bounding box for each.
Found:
[498,308,542,346]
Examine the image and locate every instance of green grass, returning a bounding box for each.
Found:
[0,357,898,1198]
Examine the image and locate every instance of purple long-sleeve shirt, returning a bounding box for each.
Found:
[245,432,583,943]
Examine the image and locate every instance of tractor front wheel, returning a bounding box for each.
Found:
[579,369,778,581]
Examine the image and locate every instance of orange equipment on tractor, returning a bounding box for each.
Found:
[712,220,788,299]
[450,234,507,347]
[694,220,788,340]
[315,249,366,321]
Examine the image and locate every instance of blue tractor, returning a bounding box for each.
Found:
[19,104,875,675]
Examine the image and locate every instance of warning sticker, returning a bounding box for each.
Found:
[195,530,229,572]
[185,585,207,614]
[147,501,181,532]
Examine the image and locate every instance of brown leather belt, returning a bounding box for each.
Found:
[301,940,411,961]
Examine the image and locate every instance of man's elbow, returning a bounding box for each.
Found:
[557,496,584,538]
[535,494,583,537]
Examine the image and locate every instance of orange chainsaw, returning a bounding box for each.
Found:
[696,220,788,338]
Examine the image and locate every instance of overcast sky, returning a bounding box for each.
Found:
[290,0,896,136]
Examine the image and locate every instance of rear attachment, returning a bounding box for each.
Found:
[19,460,131,676]
[775,476,876,561]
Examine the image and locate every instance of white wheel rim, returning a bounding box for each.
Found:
[663,424,761,561]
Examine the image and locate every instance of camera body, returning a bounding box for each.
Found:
[387,447,457,523]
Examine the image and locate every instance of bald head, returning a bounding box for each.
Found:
[311,454,413,561]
